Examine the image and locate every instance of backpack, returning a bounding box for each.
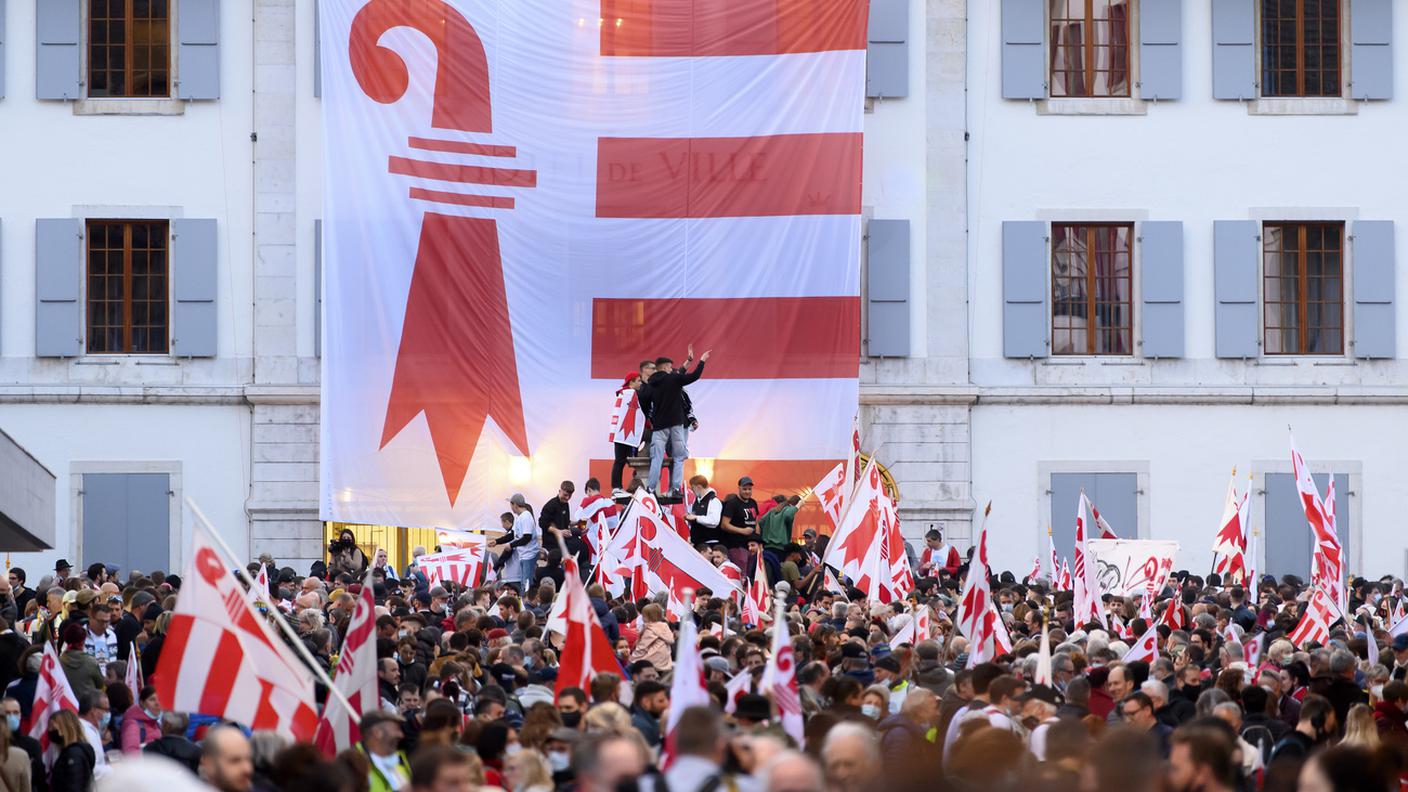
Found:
[1241,723,1276,767]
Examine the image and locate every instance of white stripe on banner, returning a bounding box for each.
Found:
[172,621,219,709]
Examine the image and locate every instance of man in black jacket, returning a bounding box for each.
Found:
[644,348,709,497]
[144,711,202,773]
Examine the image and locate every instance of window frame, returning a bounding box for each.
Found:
[1047,0,1135,99]
[1261,220,1345,356]
[1258,0,1345,99]
[1049,221,1137,356]
[85,218,172,356]
[84,0,174,101]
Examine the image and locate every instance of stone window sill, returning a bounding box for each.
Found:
[73,98,186,116]
[1035,98,1147,116]
[1246,97,1358,116]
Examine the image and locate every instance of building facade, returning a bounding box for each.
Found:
[1,0,1400,582]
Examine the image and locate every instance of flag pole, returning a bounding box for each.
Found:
[184,497,357,718]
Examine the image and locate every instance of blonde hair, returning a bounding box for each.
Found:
[641,604,664,624]
[584,702,633,734]
[47,710,84,748]
[1341,703,1380,749]
[507,749,554,789]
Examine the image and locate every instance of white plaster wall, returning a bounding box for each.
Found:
[972,402,1404,579]
[0,403,250,574]
[966,1,1408,384]
[0,1,256,374]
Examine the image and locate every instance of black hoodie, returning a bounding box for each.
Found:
[645,362,705,429]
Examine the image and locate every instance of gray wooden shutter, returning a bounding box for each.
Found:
[1140,221,1184,358]
[1050,472,1139,555]
[1214,220,1259,358]
[314,0,322,98]
[0,0,8,100]
[1351,0,1393,100]
[314,219,323,357]
[35,218,82,357]
[867,219,910,357]
[1211,0,1255,100]
[1139,0,1182,100]
[177,0,221,100]
[172,219,218,357]
[81,473,171,579]
[1001,0,1045,99]
[36,0,80,100]
[866,0,908,98]
[1353,220,1395,359]
[1003,221,1048,358]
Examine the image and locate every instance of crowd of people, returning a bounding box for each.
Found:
[0,503,1406,792]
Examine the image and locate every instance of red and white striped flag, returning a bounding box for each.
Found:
[1211,470,1249,585]
[247,565,272,607]
[313,583,378,756]
[761,597,804,746]
[825,459,910,603]
[1138,592,1154,623]
[661,601,709,769]
[125,642,143,696]
[1074,492,1108,629]
[1246,632,1264,667]
[607,386,644,449]
[1161,596,1185,630]
[555,558,622,699]
[1048,535,1060,586]
[1058,557,1072,592]
[814,461,849,530]
[742,551,770,628]
[1289,586,1339,648]
[1091,503,1119,540]
[1123,623,1159,664]
[723,669,753,714]
[1291,436,1345,617]
[606,490,739,606]
[718,561,744,602]
[577,493,619,564]
[154,518,318,739]
[28,642,78,752]
[419,540,490,588]
[1027,556,1041,583]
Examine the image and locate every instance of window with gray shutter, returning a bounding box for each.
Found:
[1263,472,1348,579]
[82,473,171,578]
[1003,221,1048,357]
[1351,0,1392,100]
[1211,0,1255,99]
[36,0,81,100]
[1050,472,1139,557]
[1001,0,1045,99]
[177,0,221,100]
[1140,0,1182,100]
[867,0,908,98]
[1353,220,1395,359]
[1214,220,1259,358]
[314,0,322,98]
[867,219,909,357]
[1140,221,1184,358]
[315,219,323,357]
[36,218,82,357]
[172,219,217,357]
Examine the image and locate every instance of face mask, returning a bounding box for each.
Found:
[1002,603,1013,613]
[5,715,18,733]
[1372,593,1383,605]
[560,710,582,728]
[524,657,535,669]
[505,743,522,756]
[861,704,881,719]
[99,712,111,730]
[398,629,410,640]
[548,750,571,773]
[144,708,160,721]
[1373,684,1385,700]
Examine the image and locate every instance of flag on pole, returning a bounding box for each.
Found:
[1162,596,1185,630]
[313,581,378,756]
[742,550,770,628]
[1123,623,1159,663]
[1034,617,1053,686]
[246,565,272,607]
[957,503,995,664]
[28,642,78,753]
[1211,470,1249,585]
[1091,503,1119,540]
[723,669,753,714]
[154,517,319,740]
[813,461,849,530]
[604,490,738,607]
[555,558,623,699]
[1291,435,1345,617]
[1048,531,1060,586]
[1245,632,1264,667]
[1074,492,1108,629]
[761,597,804,746]
[660,598,709,769]
[1289,587,1339,648]
[823,459,909,602]
[1027,556,1041,584]
[1242,472,1258,590]
[1058,557,1072,592]
[125,643,143,696]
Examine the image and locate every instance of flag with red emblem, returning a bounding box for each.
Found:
[555,557,623,699]
[1211,469,1249,586]
[154,518,318,740]
[28,642,78,753]
[1074,492,1108,629]
[313,582,378,756]
[742,551,771,628]
[1027,556,1041,584]
[1162,596,1185,630]
[608,386,644,449]
[824,459,910,603]
[761,596,804,745]
[605,489,737,610]
[1289,586,1339,648]
[661,597,709,769]
[1291,435,1346,618]
[1123,623,1159,664]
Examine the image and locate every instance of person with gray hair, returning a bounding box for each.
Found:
[142,711,200,773]
[1142,678,1171,726]
[821,722,880,792]
[1315,648,1370,727]
[759,750,824,792]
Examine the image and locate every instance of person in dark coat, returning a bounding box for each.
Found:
[1309,650,1369,730]
[1373,681,1408,739]
[643,352,708,497]
[143,711,202,774]
[46,710,94,792]
[0,618,29,695]
[877,689,938,771]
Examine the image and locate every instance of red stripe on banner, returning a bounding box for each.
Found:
[199,630,243,717]
[407,137,517,158]
[600,0,868,56]
[409,188,515,209]
[388,157,538,187]
[588,458,842,534]
[153,613,194,699]
[591,297,860,378]
[595,133,862,218]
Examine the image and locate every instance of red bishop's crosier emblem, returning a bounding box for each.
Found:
[349,0,533,506]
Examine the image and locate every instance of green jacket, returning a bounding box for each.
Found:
[759,504,797,550]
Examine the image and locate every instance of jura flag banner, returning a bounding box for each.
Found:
[319,0,867,528]
[1085,539,1179,599]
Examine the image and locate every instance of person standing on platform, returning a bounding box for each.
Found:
[644,347,709,499]
[608,373,646,497]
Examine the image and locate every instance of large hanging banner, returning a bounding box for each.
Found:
[1086,539,1180,598]
[319,0,867,529]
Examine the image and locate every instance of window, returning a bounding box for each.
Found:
[88,0,171,98]
[1263,222,1343,355]
[1261,0,1341,97]
[1051,223,1133,355]
[1049,0,1131,97]
[86,220,169,354]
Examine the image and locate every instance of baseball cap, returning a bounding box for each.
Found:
[738,476,754,487]
[508,493,528,507]
[704,656,732,674]
[75,589,97,606]
[875,656,901,673]
[840,643,867,660]
[1394,634,1408,652]
[1018,685,1064,706]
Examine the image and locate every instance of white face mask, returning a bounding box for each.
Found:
[505,743,522,756]
[861,704,882,719]
[1373,684,1385,700]
[548,750,571,773]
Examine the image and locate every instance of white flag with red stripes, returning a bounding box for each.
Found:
[1123,623,1159,664]
[1291,436,1345,617]
[1162,596,1186,630]
[555,558,623,698]
[605,490,738,606]
[742,551,770,628]
[246,565,272,607]
[1058,557,1072,592]
[1211,470,1249,585]
[319,0,864,532]
[761,598,804,746]
[813,461,848,530]
[824,459,910,603]
[28,642,78,752]
[125,642,143,696]
[419,544,489,588]
[1289,586,1339,648]
[661,603,709,769]
[1026,555,1041,584]
[313,583,378,756]
[154,518,318,739]
[576,493,619,564]
[1073,492,1108,629]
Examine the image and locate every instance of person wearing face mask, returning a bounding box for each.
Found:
[119,685,161,753]
[76,690,113,781]
[46,710,94,792]
[873,656,910,714]
[2,696,41,787]
[397,639,428,692]
[543,727,579,788]
[557,687,587,731]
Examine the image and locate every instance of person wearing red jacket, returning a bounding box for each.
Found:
[918,528,961,577]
